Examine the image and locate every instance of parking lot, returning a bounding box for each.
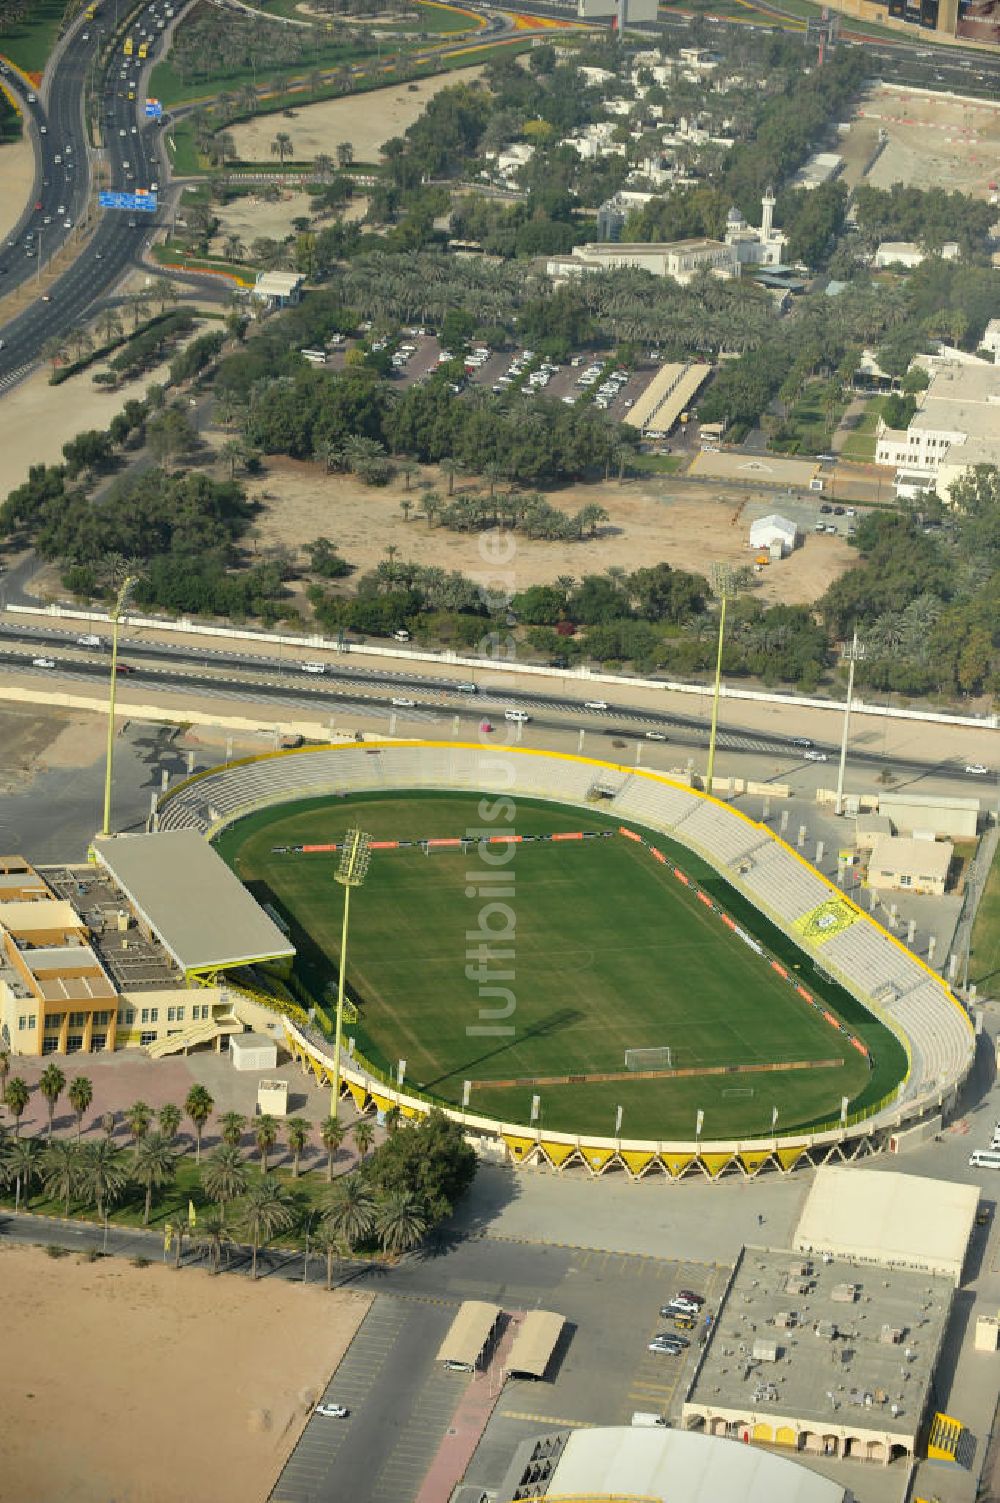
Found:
[270,1237,731,1503]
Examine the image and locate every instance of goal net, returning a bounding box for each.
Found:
[624,1046,672,1072]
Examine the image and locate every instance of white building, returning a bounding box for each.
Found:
[874,240,959,269]
[494,141,535,183]
[725,189,787,268]
[875,359,1000,496]
[982,316,1000,360]
[547,237,738,285]
[791,151,842,191]
[749,513,798,554]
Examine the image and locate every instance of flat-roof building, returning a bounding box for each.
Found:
[682,1244,953,1463]
[867,834,953,896]
[547,238,738,286]
[794,1166,978,1285]
[875,359,1000,495]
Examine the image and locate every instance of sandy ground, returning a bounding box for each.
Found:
[0,1242,370,1503]
[848,82,1000,199]
[229,66,484,163]
[250,458,850,606]
[0,125,35,243]
[209,189,369,256]
[689,450,819,488]
[0,323,208,499]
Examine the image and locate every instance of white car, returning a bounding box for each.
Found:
[584,699,609,711]
[76,633,102,647]
[645,730,668,741]
[314,1403,349,1419]
[803,749,828,762]
[32,656,56,669]
[965,764,990,776]
[300,661,326,675]
[505,709,530,723]
[391,697,415,708]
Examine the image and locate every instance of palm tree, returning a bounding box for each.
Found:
[0,1048,9,1097]
[184,1084,214,1163]
[324,1175,375,1251]
[200,1145,248,1221]
[81,1139,127,1231]
[158,1103,182,1145]
[353,1118,375,1159]
[440,457,460,497]
[398,458,418,492]
[254,1113,278,1172]
[336,140,354,170]
[270,131,293,166]
[285,1117,311,1178]
[124,1100,152,1145]
[101,1111,116,1140]
[42,1138,81,1216]
[67,1076,93,1141]
[220,1110,245,1149]
[424,493,440,529]
[4,1077,30,1136]
[222,233,245,264]
[313,151,334,181]
[242,1178,294,1279]
[6,1135,42,1212]
[131,1132,176,1226]
[314,1222,341,1290]
[220,437,246,480]
[399,498,412,524]
[375,1191,427,1255]
[37,1062,66,1140]
[319,1116,346,1183]
[196,1208,232,1274]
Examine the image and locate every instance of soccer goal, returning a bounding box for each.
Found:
[625,1045,672,1072]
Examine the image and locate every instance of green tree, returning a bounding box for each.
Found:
[131,1132,176,1226]
[184,1084,214,1163]
[363,1109,476,1223]
[125,1100,153,1145]
[285,1117,311,1178]
[314,1222,341,1290]
[196,1208,232,1274]
[200,1145,249,1220]
[38,1062,66,1139]
[42,1138,82,1217]
[254,1114,279,1172]
[271,131,294,165]
[220,1110,245,1149]
[319,1116,346,1183]
[158,1103,182,1146]
[374,1190,427,1255]
[353,1118,375,1159]
[67,1075,93,1141]
[4,1077,30,1137]
[242,1177,294,1279]
[5,1136,42,1212]
[324,1175,376,1250]
[80,1138,128,1226]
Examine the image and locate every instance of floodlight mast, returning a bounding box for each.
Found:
[102,572,139,837]
[330,829,372,1116]
[706,565,740,798]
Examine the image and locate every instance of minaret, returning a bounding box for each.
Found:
[761,187,775,242]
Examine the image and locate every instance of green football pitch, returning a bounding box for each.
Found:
[216,793,906,1140]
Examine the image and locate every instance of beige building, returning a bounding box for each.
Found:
[875,359,1000,495]
[547,237,738,286]
[867,834,953,896]
[876,791,979,841]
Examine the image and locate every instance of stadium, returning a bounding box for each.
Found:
[155,741,975,1180]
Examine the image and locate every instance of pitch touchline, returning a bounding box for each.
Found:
[468,1057,847,1089]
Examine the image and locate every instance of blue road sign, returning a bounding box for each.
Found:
[144,99,162,119]
[99,190,158,213]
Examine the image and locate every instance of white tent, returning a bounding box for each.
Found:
[749,513,798,554]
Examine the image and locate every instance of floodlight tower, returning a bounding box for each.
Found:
[101,570,139,837]
[834,631,864,817]
[330,829,372,1116]
[705,565,740,798]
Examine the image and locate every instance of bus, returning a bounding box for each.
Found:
[300,348,327,365]
[85,2,99,17]
[969,1149,1000,1170]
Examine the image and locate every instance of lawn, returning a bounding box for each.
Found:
[970,841,1000,993]
[0,0,65,75]
[217,793,905,1141]
[839,400,883,463]
[770,379,846,457]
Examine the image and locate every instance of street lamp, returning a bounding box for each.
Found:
[101,571,138,836]
[330,829,372,1116]
[705,565,740,798]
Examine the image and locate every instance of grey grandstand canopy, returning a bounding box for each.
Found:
[436,1301,502,1371]
[93,831,295,977]
[538,1428,848,1503]
[505,1311,565,1378]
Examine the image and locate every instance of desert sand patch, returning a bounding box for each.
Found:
[0,1241,371,1503]
[228,66,485,164]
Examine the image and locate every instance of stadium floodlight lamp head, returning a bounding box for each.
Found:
[336,829,372,888]
[330,829,372,1115]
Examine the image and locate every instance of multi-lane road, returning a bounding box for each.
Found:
[0,1,178,391]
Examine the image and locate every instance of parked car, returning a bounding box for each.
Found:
[76,634,102,647]
[645,730,668,741]
[965,764,990,776]
[31,656,56,669]
[479,720,493,733]
[391,697,415,708]
[803,749,828,762]
[584,699,609,711]
[300,661,325,674]
[314,1403,349,1419]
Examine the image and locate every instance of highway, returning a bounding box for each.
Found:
[0,621,994,785]
[0,1,179,391]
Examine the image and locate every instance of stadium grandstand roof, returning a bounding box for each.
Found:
[93,831,295,976]
[534,1428,847,1503]
[794,1165,978,1284]
[506,1311,565,1378]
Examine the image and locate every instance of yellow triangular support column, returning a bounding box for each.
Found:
[662,1153,696,1179]
[581,1146,618,1174]
[503,1133,536,1162]
[739,1150,774,1177]
[346,1081,369,1113]
[539,1140,578,1170]
[620,1150,657,1178]
[777,1145,808,1171]
[701,1153,734,1180]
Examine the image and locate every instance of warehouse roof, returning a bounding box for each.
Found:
[544,1427,847,1503]
[93,831,295,976]
[506,1311,565,1378]
[794,1165,977,1284]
